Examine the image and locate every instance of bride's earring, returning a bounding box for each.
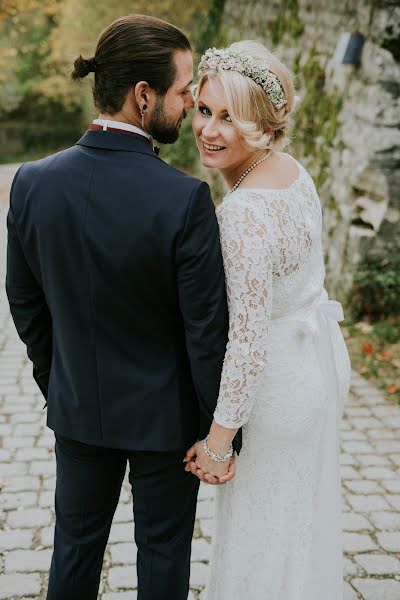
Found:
[140,104,147,129]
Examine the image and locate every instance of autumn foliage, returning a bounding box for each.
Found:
[0,0,212,119]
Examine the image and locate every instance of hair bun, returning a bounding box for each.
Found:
[71,55,96,80]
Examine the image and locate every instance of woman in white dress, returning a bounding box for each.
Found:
[184,41,351,599]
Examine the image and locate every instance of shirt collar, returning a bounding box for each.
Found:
[92,119,155,148]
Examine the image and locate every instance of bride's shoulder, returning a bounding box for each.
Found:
[278,152,310,179]
[275,152,319,195]
[267,151,305,180]
[216,190,268,229]
[217,190,252,213]
[237,151,303,191]
[277,151,302,171]
[279,152,317,181]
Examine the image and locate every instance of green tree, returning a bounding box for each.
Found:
[0,0,213,162]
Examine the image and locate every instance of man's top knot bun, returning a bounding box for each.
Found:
[71,55,96,80]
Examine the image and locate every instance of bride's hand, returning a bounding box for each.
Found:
[184,440,237,484]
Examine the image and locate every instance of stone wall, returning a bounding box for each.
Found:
[221,0,400,302]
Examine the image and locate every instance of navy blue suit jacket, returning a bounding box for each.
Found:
[6,130,242,453]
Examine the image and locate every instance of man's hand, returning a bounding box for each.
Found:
[183,440,237,485]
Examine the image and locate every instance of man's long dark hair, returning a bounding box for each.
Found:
[71,14,191,113]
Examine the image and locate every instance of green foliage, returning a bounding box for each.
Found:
[291,47,342,189]
[262,5,341,192]
[0,0,214,164]
[349,255,400,321]
[0,1,57,118]
[195,0,226,56]
[161,0,226,174]
[13,16,53,98]
[0,118,82,164]
[160,118,200,173]
[0,0,83,161]
[326,195,342,220]
[268,0,304,47]
[344,315,400,402]
[373,320,400,345]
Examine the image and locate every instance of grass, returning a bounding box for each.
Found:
[343,317,400,404]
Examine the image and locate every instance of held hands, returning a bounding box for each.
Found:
[183,440,237,485]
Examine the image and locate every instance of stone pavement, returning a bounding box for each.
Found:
[0,164,399,599]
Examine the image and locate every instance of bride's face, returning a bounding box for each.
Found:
[192,77,252,171]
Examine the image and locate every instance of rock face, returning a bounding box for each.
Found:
[221,0,400,301]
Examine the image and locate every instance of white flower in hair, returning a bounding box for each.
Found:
[198,47,287,110]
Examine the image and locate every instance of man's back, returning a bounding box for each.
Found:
[7,130,228,450]
[6,15,238,600]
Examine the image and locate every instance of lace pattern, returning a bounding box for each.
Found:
[205,158,351,600]
[214,164,322,428]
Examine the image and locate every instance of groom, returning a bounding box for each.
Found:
[6,14,240,600]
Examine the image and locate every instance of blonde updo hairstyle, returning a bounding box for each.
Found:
[196,41,295,151]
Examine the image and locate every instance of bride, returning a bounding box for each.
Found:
[184,41,351,599]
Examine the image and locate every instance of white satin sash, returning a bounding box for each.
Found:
[271,289,345,422]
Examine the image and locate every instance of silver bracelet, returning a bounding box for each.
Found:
[203,435,233,463]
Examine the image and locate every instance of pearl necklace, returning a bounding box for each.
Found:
[227,150,271,195]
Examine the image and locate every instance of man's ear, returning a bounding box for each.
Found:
[134,81,153,109]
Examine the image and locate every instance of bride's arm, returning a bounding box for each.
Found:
[209,196,274,453]
[185,196,274,482]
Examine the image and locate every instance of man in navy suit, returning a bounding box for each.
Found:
[6,14,240,600]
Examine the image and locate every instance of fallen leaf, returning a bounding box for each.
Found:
[391,359,400,369]
[361,342,374,355]
[360,366,370,375]
[387,384,398,394]
[376,351,393,362]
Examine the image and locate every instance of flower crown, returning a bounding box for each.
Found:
[198,47,287,110]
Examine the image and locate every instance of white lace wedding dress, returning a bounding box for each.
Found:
[204,157,351,600]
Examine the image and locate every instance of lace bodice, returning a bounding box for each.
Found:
[214,161,326,428]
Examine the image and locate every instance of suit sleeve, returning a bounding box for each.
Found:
[176,182,229,438]
[5,169,53,398]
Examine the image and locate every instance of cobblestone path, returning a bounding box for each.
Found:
[1,165,399,599]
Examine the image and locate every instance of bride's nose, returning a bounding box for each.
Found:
[202,118,219,138]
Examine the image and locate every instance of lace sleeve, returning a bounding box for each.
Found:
[214,195,274,428]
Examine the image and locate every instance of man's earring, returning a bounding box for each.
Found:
[140,104,147,129]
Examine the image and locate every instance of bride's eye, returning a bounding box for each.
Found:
[223,114,232,123]
[199,106,212,116]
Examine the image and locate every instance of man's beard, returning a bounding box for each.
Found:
[147,95,185,144]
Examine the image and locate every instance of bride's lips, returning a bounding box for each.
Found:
[201,141,227,155]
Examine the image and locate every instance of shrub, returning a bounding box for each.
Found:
[350,255,400,321]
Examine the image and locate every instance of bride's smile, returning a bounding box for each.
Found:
[192,77,252,174]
